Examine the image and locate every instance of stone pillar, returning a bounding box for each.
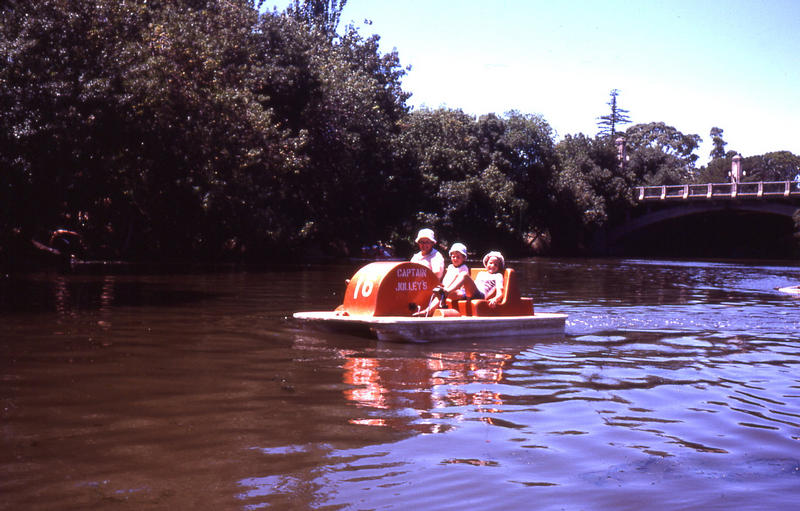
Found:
[615,137,626,171]
[730,154,743,183]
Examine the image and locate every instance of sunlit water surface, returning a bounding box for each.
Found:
[2,258,799,510]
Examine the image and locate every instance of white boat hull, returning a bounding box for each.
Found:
[292,311,567,342]
[778,285,800,296]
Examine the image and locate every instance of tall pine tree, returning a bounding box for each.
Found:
[597,89,631,138]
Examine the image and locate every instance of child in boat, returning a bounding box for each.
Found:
[413,242,471,316]
[414,247,505,316]
[473,251,505,307]
[410,228,445,280]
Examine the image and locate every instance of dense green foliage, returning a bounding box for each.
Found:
[740,151,800,182]
[396,109,558,254]
[2,1,797,266]
[554,134,635,251]
[2,0,411,261]
[709,127,727,160]
[623,122,702,185]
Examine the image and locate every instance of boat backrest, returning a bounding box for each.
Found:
[455,267,533,316]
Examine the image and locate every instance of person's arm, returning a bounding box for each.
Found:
[432,251,445,281]
[441,266,455,289]
[487,274,504,307]
[444,267,469,294]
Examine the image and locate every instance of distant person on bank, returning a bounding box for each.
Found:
[410,228,445,280]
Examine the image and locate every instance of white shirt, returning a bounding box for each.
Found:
[442,263,469,288]
[411,249,445,280]
[475,271,504,299]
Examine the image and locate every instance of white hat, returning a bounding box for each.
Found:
[449,242,467,257]
[415,228,436,243]
[482,251,505,269]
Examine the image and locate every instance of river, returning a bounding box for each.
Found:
[1,258,799,510]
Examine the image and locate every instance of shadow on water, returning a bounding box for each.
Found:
[0,274,222,314]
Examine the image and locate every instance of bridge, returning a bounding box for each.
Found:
[604,181,800,256]
[636,181,800,202]
[631,181,800,221]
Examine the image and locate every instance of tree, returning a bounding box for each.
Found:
[742,151,800,182]
[0,0,414,263]
[396,108,557,253]
[244,9,414,253]
[287,0,347,36]
[709,126,727,160]
[597,89,631,138]
[397,108,479,201]
[695,150,738,183]
[554,134,634,251]
[466,111,557,250]
[623,122,701,185]
[397,108,503,249]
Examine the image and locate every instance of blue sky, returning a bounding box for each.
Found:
[337,0,800,165]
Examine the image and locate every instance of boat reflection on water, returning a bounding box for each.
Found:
[295,332,565,434]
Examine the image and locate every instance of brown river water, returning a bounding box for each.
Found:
[2,258,799,510]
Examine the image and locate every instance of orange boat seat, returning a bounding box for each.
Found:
[447,267,534,317]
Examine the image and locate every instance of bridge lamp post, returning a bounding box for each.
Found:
[730,154,744,197]
[615,137,627,171]
[729,154,744,183]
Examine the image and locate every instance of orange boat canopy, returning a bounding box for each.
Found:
[340,262,439,316]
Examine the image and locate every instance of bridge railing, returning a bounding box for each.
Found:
[636,181,800,201]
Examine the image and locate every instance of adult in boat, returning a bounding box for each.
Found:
[410,228,445,280]
[414,249,505,316]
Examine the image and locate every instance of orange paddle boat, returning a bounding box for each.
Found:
[293,261,567,342]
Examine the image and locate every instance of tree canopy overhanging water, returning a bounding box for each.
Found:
[2,1,799,268]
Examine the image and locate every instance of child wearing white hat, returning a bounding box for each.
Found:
[413,241,470,316]
[440,242,470,297]
[474,251,505,306]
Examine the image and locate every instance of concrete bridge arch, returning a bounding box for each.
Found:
[609,201,799,245]
[603,194,800,258]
